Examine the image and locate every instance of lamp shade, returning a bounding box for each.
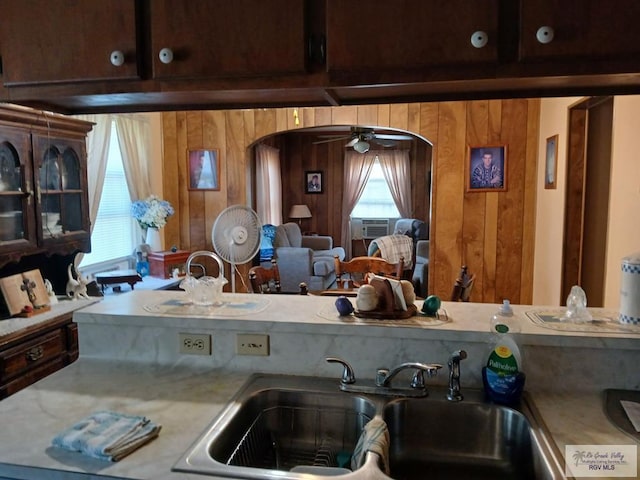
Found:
[289,204,312,219]
[353,139,370,153]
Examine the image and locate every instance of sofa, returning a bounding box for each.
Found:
[265,222,345,293]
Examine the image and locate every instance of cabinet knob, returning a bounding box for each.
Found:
[470,31,488,49]
[158,47,174,64]
[536,26,554,44]
[110,50,125,67]
[26,345,44,362]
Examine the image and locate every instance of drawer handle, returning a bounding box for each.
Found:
[26,346,44,362]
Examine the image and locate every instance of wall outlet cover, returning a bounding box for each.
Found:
[236,333,270,356]
[179,332,212,355]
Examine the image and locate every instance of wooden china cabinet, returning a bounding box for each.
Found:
[0,104,93,399]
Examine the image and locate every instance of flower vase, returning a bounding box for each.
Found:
[145,227,162,252]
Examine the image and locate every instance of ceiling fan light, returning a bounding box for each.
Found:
[353,140,370,153]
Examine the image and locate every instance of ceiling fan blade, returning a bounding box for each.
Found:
[374,133,414,141]
[313,136,351,145]
[371,138,397,147]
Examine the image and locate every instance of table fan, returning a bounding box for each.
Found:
[211,205,262,292]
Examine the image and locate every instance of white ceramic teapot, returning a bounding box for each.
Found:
[180,250,228,306]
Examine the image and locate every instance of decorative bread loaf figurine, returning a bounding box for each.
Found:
[400,280,416,306]
[356,284,378,311]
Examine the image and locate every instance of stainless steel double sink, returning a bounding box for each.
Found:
[173,374,565,479]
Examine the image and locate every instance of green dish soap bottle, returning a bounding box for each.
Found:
[482,300,526,404]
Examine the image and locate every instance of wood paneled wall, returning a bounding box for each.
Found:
[162,100,539,303]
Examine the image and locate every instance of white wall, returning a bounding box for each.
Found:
[533,96,640,308]
[605,97,640,308]
[533,97,579,306]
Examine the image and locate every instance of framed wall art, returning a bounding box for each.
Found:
[305,170,323,194]
[467,145,507,192]
[188,149,219,191]
[545,134,559,189]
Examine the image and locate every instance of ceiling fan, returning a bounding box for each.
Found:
[313,127,414,153]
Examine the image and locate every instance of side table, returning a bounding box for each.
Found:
[95,270,142,293]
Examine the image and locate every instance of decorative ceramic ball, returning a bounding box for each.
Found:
[422,295,441,316]
[400,280,416,306]
[356,284,378,311]
[335,296,355,316]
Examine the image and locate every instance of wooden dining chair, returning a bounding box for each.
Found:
[451,265,475,302]
[248,259,281,293]
[333,255,404,289]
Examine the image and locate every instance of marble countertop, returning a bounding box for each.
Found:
[0,357,637,480]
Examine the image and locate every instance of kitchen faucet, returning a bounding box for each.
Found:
[446,349,467,402]
[326,357,442,398]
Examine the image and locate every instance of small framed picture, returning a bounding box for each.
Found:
[467,145,507,192]
[545,135,559,189]
[305,170,323,194]
[188,149,219,191]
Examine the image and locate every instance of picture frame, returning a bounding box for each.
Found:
[0,269,50,317]
[545,135,559,189]
[187,149,220,191]
[305,170,323,194]
[466,145,507,192]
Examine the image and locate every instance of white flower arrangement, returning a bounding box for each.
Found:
[131,195,174,229]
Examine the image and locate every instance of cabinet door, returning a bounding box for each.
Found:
[0,128,38,256]
[326,0,499,74]
[32,135,91,254]
[150,0,307,79]
[520,0,640,63]
[1,0,139,86]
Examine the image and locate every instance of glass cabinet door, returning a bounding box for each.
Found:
[33,134,90,251]
[0,128,37,254]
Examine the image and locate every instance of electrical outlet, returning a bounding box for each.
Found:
[179,333,212,355]
[236,334,270,356]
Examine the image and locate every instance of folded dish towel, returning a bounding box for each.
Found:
[351,417,390,474]
[52,410,161,461]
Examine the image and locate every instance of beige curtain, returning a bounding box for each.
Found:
[114,115,151,201]
[378,149,412,217]
[341,150,377,258]
[72,114,112,264]
[255,144,282,225]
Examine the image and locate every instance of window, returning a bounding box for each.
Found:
[79,123,137,269]
[350,157,400,218]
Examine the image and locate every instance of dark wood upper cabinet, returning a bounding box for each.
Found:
[326,0,499,74]
[519,0,640,64]
[1,0,139,86]
[0,106,93,268]
[149,0,308,80]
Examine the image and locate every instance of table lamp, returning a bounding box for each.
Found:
[289,204,312,226]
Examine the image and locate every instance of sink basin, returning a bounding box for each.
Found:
[173,374,378,479]
[383,390,559,479]
[174,374,565,480]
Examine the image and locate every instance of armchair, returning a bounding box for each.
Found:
[269,222,345,293]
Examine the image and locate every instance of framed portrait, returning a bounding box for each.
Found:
[545,135,559,189]
[188,149,219,191]
[305,170,323,194]
[467,145,507,192]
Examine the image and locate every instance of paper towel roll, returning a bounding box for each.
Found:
[620,252,640,325]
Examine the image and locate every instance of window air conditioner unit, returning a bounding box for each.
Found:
[361,219,389,239]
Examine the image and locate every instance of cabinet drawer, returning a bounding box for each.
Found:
[0,357,65,399]
[0,330,65,382]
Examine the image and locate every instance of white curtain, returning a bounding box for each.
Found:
[72,114,112,264]
[114,115,151,201]
[341,150,377,258]
[255,144,282,225]
[378,149,412,217]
